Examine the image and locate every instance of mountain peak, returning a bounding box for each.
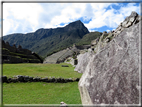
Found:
[64,20,89,33]
[66,20,83,27]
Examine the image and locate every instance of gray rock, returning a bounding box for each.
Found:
[61,65,69,67]
[68,78,73,82]
[113,11,140,37]
[78,12,140,105]
[60,101,68,107]
[16,75,24,82]
[75,78,80,82]
[41,77,48,82]
[33,77,41,82]
[74,51,94,73]
[64,57,78,66]
[28,77,33,82]
[56,78,62,83]
[23,76,30,82]
[48,77,56,82]
[2,76,8,83]
[11,78,18,83]
[7,78,12,83]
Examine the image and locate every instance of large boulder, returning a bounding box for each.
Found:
[78,12,140,105]
[74,50,94,73]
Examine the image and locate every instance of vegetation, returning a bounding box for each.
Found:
[76,31,102,46]
[3,63,82,78]
[3,63,82,104]
[3,82,81,104]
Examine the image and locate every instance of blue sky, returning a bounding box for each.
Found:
[3,2,140,36]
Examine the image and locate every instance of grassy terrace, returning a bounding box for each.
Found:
[3,63,82,78]
[3,63,82,104]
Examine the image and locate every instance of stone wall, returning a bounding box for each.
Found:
[2,75,80,83]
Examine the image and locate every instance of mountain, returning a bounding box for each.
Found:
[76,31,102,46]
[3,20,89,57]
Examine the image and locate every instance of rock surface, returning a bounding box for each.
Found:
[74,50,94,73]
[113,11,141,36]
[78,12,141,105]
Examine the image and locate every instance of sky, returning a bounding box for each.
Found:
[2,1,141,36]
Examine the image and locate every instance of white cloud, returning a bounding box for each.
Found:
[3,3,43,35]
[118,3,140,16]
[106,29,110,33]
[45,3,86,28]
[3,3,140,36]
[85,3,140,31]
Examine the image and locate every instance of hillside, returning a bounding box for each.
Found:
[2,40,43,63]
[3,20,90,57]
[76,31,102,46]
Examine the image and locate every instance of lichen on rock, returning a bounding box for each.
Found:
[77,11,141,105]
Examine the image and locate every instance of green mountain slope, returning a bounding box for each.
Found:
[76,31,102,46]
[3,20,89,57]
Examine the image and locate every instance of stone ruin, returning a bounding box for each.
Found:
[75,11,141,105]
[2,40,43,63]
[43,44,91,64]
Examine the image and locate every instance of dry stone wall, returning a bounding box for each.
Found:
[2,75,80,83]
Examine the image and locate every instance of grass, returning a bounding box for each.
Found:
[3,82,81,104]
[2,63,82,78]
[3,63,82,104]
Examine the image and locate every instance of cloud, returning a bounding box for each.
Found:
[44,3,87,28]
[85,3,140,31]
[3,2,140,36]
[3,3,43,35]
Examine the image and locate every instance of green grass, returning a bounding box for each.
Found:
[3,82,81,104]
[3,63,82,78]
[3,63,82,104]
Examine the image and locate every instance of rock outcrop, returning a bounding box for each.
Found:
[113,11,141,36]
[75,11,141,74]
[75,31,114,74]
[74,50,94,73]
[77,11,141,105]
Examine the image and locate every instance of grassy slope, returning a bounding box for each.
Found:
[3,63,82,78]
[3,63,82,104]
[76,31,102,46]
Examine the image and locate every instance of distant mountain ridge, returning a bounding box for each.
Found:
[3,20,90,57]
